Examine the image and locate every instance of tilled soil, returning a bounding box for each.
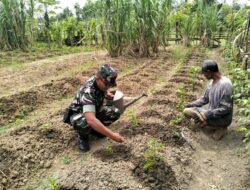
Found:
[0,49,179,189]
[0,47,249,190]
[0,51,149,126]
[133,158,178,190]
[55,49,205,190]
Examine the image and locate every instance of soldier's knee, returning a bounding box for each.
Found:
[70,114,90,131]
[113,107,121,120]
[97,106,121,125]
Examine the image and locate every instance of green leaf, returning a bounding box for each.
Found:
[143,159,155,169]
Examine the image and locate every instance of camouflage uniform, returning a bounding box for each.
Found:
[68,69,120,139]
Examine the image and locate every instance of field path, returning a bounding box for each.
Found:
[188,120,249,190]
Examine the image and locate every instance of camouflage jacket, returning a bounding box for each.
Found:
[71,76,105,113]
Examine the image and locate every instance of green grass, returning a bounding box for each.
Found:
[169,44,191,62]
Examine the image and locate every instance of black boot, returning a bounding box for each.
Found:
[79,135,90,152]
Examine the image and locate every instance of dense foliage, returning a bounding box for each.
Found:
[224,44,250,157]
[0,0,249,57]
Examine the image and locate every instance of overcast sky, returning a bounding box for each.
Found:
[59,0,87,11]
[58,0,250,13]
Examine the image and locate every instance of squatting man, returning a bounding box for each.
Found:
[64,64,125,152]
[183,60,233,140]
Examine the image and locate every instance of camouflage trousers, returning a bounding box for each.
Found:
[70,105,121,137]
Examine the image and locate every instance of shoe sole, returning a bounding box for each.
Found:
[183,108,206,122]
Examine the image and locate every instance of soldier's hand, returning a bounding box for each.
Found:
[105,91,115,100]
[112,133,125,143]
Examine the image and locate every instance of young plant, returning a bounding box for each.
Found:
[143,139,165,169]
[176,84,187,112]
[41,123,52,133]
[15,118,24,126]
[189,66,200,91]
[47,177,62,190]
[171,129,180,138]
[104,145,114,154]
[127,108,140,127]
[63,155,72,165]
[169,115,183,126]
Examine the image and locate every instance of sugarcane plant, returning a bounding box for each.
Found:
[0,0,28,50]
[134,0,171,56]
[100,0,131,57]
[99,0,172,57]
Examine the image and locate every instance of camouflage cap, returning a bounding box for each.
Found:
[98,64,117,87]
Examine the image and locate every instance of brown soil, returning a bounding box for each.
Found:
[93,144,132,162]
[0,47,249,190]
[133,158,178,190]
[0,52,148,126]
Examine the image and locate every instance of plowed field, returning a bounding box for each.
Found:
[0,46,249,190]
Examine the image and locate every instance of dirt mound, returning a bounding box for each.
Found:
[169,77,203,87]
[93,144,132,162]
[146,98,177,108]
[133,158,179,190]
[172,73,204,81]
[140,110,165,119]
[120,121,185,147]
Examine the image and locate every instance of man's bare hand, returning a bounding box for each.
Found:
[112,133,125,143]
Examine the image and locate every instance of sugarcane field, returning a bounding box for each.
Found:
[0,0,250,190]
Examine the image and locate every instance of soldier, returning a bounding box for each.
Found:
[183,60,233,140]
[64,64,125,152]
